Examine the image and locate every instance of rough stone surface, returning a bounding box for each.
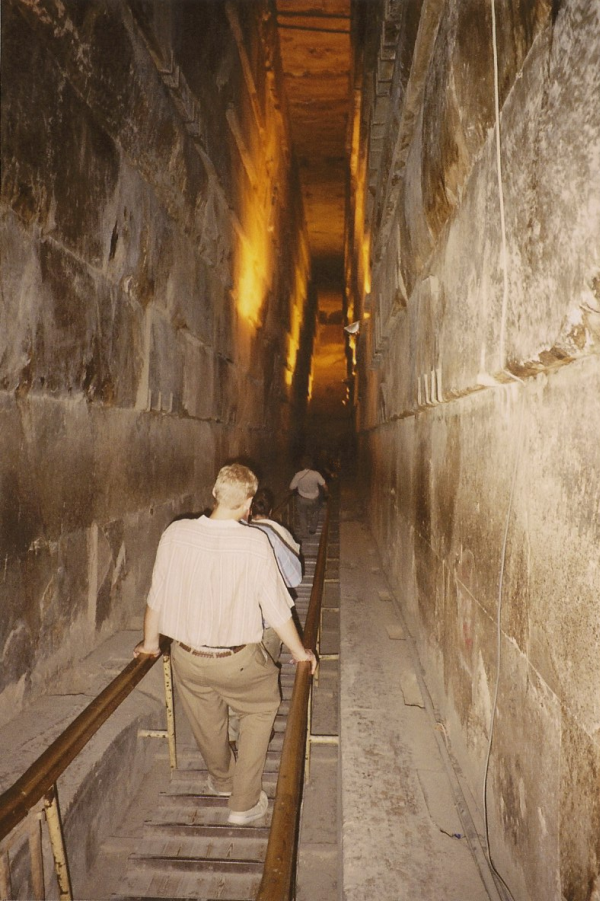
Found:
[1,0,313,725]
[352,1,600,897]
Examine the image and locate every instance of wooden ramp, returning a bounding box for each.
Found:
[111,531,322,901]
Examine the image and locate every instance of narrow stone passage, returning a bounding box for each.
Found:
[58,480,503,901]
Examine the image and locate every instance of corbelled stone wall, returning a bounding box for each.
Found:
[352,1,600,898]
[0,0,312,726]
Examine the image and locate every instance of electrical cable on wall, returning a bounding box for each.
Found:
[481,3,520,900]
[481,391,523,901]
[491,0,510,372]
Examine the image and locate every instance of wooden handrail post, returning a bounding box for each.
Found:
[44,786,72,901]
[0,848,13,901]
[29,811,45,900]
[163,652,177,769]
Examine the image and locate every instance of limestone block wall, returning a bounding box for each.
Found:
[0,0,311,726]
[354,1,600,898]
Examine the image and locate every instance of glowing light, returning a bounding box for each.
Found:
[348,332,358,368]
[284,243,310,390]
[232,92,280,327]
[362,233,371,296]
[223,32,312,410]
[236,234,266,326]
[349,84,371,316]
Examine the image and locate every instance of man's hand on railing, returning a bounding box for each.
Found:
[133,604,162,658]
[292,648,318,674]
[274,618,317,674]
[133,640,161,659]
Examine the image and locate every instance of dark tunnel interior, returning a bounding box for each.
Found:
[2,1,600,899]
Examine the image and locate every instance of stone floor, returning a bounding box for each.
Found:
[337,482,506,901]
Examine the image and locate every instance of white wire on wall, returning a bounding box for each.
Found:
[481,3,520,900]
[481,393,523,901]
[491,0,510,372]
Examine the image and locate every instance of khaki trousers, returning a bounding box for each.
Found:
[171,642,280,811]
[228,628,283,743]
[262,626,283,664]
[297,494,321,535]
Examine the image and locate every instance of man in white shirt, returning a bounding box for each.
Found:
[289,456,328,536]
[134,463,316,825]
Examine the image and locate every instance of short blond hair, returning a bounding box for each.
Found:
[213,463,258,509]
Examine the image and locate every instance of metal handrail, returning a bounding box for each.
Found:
[0,640,171,900]
[256,500,331,900]
[0,644,169,844]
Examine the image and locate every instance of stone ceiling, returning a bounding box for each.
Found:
[275,0,351,276]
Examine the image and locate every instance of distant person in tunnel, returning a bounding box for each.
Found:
[134,463,316,825]
[290,455,328,537]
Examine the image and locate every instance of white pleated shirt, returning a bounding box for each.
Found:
[147,516,294,648]
[289,468,325,499]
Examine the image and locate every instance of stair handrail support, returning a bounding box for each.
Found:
[257,500,331,900]
[0,641,171,899]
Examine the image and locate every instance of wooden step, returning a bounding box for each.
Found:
[134,834,266,863]
[143,821,269,842]
[114,864,262,899]
[148,806,271,829]
[128,853,264,874]
[173,743,283,771]
[160,775,278,800]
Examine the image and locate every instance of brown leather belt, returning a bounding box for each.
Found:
[178,642,246,658]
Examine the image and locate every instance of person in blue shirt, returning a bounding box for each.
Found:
[248,488,303,594]
[228,488,305,751]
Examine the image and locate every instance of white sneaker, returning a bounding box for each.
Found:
[227,791,269,825]
[207,774,232,797]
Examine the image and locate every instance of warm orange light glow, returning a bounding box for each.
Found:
[284,239,310,390]
[350,88,361,181]
[236,230,268,326]
[285,297,300,384]
[349,333,358,368]
[224,10,313,411]
[362,233,371,296]
[232,90,280,327]
[348,85,371,325]
[285,341,299,385]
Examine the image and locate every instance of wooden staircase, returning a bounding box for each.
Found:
[111,533,322,901]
